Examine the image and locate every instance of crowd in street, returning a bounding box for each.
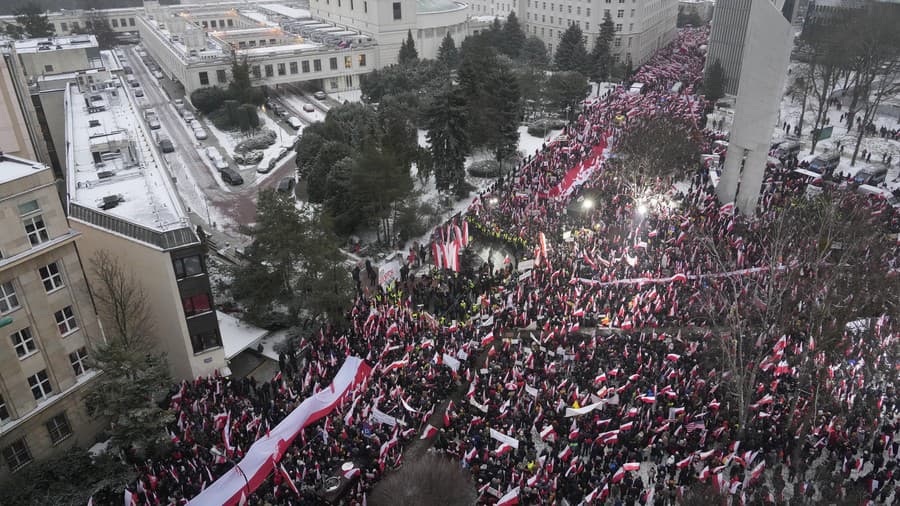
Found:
[120,27,900,506]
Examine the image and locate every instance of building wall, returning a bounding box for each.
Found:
[68,222,225,381]
[520,0,677,66]
[310,0,419,64]
[706,0,751,95]
[15,45,99,78]
[0,56,36,161]
[0,163,104,480]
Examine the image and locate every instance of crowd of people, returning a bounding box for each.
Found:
[118,27,900,506]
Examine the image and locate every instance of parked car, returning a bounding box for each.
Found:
[854,166,887,186]
[313,91,326,100]
[302,103,315,113]
[193,127,207,140]
[220,167,244,185]
[809,151,841,176]
[134,88,144,97]
[159,138,174,153]
[181,110,195,122]
[257,158,276,174]
[276,176,295,194]
[147,117,161,129]
[213,158,229,171]
[153,70,164,79]
[287,116,302,130]
[205,146,220,160]
[773,140,802,159]
[272,104,286,117]
[174,98,184,107]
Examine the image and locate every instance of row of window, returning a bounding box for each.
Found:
[199,54,367,86]
[199,18,235,29]
[2,412,73,471]
[58,17,135,32]
[0,347,88,426]
[314,0,371,15]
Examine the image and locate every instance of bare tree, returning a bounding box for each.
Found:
[797,18,852,153]
[368,453,477,506]
[697,192,899,434]
[90,249,153,351]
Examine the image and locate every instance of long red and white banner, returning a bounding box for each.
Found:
[540,136,610,199]
[187,357,372,506]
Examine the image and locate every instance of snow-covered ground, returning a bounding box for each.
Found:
[328,89,363,104]
[256,113,299,181]
[775,65,900,189]
[279,93,327,124]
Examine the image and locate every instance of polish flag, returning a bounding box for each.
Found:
[639,393,656,404]
[665,353,681,362]
[749,461,765,482]
[584,487,600,503]
[677,455,693,469]
[343,467,361,480]
[572,307,585,317]
[599,483,610,501]
[124,490,139,506]
[558,446,573,461]
[497,487,520,506]
[382,358,408,373]
[569,419,580,440]
[540,426,557,441]
[611,467,626,483]
[709,399,721,410]
[623,462,641,471]
[671,273,687,283]
[420,424,438,440]
[619,421,634,431]
[494,443,515,457]
[719,202,734,214]
[280,463,300,495]
[385,323,400,337]
[481,332,495,347]
[699,466,711,481]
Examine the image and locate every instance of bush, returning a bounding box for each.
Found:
[190,86,227,114]
[235,129,277,152]
[527,118,566,137]
[467,159,501,178]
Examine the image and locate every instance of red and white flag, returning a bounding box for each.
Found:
[623,462,641,471]
[421,424,438,440]
[279,463,300,495]
[494,443,515,457]
[497,487,520,506]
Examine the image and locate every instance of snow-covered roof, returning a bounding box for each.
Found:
[218,311,269,359]
[240,9,280,27]
[65,79,190,233]
[259,3,312,19]
[14,34,97,54]
[417,0,467,13]
[235,41,321,56]
[0,154,48,185]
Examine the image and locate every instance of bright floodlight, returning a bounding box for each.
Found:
[582,199,594,210]
[489,197,498,205]
[637,203,648,215]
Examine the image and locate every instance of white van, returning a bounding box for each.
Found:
[287,116,302,130]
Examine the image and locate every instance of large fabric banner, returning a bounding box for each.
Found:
[540,137,610,199]
[187,357,372,506]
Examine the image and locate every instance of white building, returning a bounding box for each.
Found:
[63,78,226,381]
[468,0,678,66]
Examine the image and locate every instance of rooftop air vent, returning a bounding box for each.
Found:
[89,119,100,127]
[97,170,115,179]
[99,194,123,210]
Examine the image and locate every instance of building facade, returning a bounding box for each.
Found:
[0,154,104,481]
[0,47,50,166]
[63,78,225,381]
[715,0,796,214]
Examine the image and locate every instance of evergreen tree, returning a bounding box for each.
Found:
[398,29,418,64]
[554,24,590,73]
[591,11,616,81]
[546,71,589,118]
[457,39,497,147]
[705,59,726,103]
[9,2,54,38]
[437,32,460,68]
[500,11,526,58]
[520,36,550,69]
[487,64,521,173]
[426,86,470,195]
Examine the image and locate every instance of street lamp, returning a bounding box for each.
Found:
[581,198,594,211]
[210,446,250,497]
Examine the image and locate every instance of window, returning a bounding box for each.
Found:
[329,57,338,70]
[182,293,212,317]
[217,69,227,83]
[302,60,310,73]
[630,8,634,16]
[351,0,354,9]
[54,306,78,336]
[330,79,338,90]
[615,23,622,32]
[252,65,261,78]
[587,8,591,15]
[629,23,633,31]
[0,282,19,314]
[264,65,273,77]
[614,37,621,47]
[120,18,127,27]
[227,19,234,27]
[10,328,36,358]
[2,439,31,471]
[289,61,298,74]
[198,71,209,87]
[70,347,89,376]
[27,370,52,401]
[313,59,322,72]
[364,1,368,13]
[72,22,79,30]
[617,9,624,17]
[111,18,118,27]
[550,16,554,23]
[358,54,367,67]
[568,5,571,13]
[344,56,352,69]
[0,395,9,423]
[129,18,135,26]
[60,22,67,31]
[277,63,286,76]
[23,215,49,246]
[392,2,402,19]
[46,413,72,444]
[202,20,208,28]
[586,22,590,30]
[577,6,580,14]
[18,200,39,216]
[345,75,353,87]
[210,19,217,28]
[174,255,204,279]
[190,330,222,354]
[270,39,276,45]
[39,262,64,292]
